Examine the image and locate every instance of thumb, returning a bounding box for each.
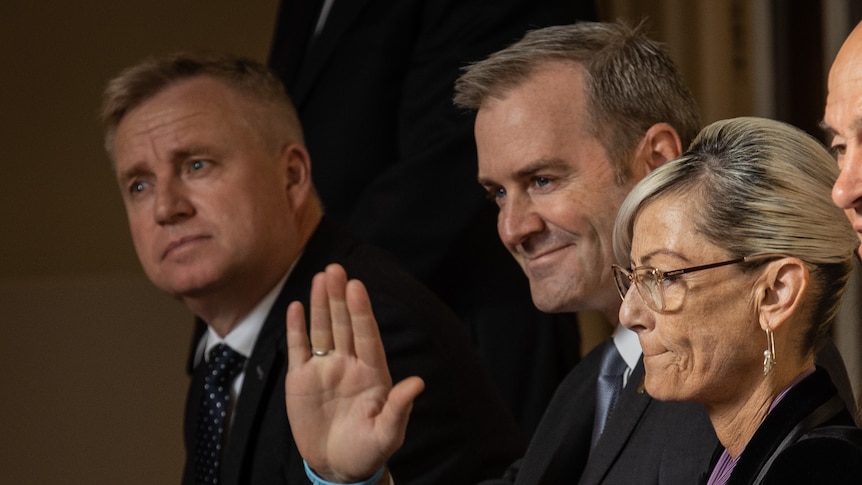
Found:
[376,376,425,454]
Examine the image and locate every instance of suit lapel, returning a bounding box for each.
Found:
[513,341,602,484]
[578,357,652,484]
[292,0,372,103]
[182,359,208,484]
[727,367,844,484]
[220,318,283,485]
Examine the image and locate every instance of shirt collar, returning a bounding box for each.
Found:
[198,257,300,363]
[612,324,642,370]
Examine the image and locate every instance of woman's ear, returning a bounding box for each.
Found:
[630,122,684,178]
[757,258,809,332]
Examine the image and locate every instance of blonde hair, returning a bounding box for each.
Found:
[614,117,857,351]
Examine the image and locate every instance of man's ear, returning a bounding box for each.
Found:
[281,143,311,190]
[756,258,809,333]
[631,122,684,178]
[280,143,313,202]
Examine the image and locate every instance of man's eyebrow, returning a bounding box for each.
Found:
[513,158,570,178]
[117,160,149,180]
[171,144,211,160]
[478,157,571,185]
[820,117,862,137]
[117,144,215,182]
[819,119,835,137]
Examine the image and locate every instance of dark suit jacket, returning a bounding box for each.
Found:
[473,339,856,485]
[182,218,525,484]
[701,366,862,484]
[268,0,596,437]
[480,339,719,485]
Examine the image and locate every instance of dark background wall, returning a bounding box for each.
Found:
[1,2,278,483]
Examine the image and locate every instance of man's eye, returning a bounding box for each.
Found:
[830,144,846,158]
[484,187,506,201]
[190,160,207,171]
[130,181,148,194]
[534,177,551,187]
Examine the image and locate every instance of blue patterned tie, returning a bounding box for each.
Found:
[194,344,246,484]
[591,341,628,446]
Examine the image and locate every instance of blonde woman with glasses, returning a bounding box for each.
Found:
[613,117,862,484]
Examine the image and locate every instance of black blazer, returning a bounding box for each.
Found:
[182,218,525,484]
[268,0,596,437]
[481,340,719,485]
[701,366,862,484]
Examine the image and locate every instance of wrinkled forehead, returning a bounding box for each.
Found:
[830,25,862,90]
[825,58,862,133]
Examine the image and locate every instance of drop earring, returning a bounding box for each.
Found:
[763,326,776,375]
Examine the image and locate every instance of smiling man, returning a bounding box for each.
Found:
[283,20,858,485]
[473,61,645,320]
[100,52,524,485]
[283,22,719,485]
[455,22,716,484]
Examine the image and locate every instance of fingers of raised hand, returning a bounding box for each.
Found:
[345,279,386,370]
[323,264,356,355]
[293,264,383,366]
[309,270,336,355]
[285,301,311,370]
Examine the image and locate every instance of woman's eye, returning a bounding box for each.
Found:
[660,273,682,286]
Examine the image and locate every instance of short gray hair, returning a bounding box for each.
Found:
[453,21,701,184]
[614,116,858,352]
[100,51,303,156]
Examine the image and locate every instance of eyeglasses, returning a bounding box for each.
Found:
[611,254,783,312]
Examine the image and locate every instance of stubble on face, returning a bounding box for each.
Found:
[474,62,630,320]
[112,78,298,306]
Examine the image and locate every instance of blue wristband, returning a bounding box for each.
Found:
[303,460,385,485]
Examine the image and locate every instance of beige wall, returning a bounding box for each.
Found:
[1,2,278,483]
[598,0,758,124]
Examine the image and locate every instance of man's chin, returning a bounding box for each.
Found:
[529,287,572,314]
[150,273,217,300]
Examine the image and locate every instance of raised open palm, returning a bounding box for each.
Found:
[284,264,425,483]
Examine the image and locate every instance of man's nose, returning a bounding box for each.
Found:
[833,146,862,212]
[497,194,544,249]
[154,179,194,224]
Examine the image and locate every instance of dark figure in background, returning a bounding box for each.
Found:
[268,0,598,438]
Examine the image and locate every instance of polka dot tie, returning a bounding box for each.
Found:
[193,343,246,484]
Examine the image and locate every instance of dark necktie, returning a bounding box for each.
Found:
[194,343,246,484]
[591,341,628,446]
